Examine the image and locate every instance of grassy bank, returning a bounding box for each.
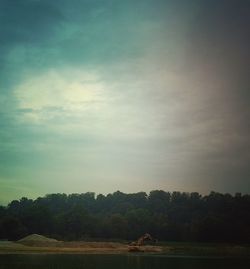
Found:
[160,241,250,257]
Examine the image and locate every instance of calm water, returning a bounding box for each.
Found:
[0,254,250,269]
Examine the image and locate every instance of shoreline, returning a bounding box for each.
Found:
[0,241,250,257]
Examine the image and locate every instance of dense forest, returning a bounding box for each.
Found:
[0,190,250,243]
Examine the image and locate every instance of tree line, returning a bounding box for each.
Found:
[0,190,250,243]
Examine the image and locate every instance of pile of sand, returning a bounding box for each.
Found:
[18,234,59,246]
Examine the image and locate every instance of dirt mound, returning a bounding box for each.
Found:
[18,234,58,245]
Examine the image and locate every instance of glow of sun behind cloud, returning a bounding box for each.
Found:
[14,69,104,123]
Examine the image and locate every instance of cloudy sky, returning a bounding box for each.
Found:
[0,0,250,204]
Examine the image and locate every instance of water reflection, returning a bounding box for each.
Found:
[0,254,249,269]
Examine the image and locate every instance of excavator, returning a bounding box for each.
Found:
[128,233,157,252]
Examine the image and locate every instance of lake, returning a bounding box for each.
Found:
[0,254,250,269]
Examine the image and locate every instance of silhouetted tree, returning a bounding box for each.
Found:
[0,191,249,243]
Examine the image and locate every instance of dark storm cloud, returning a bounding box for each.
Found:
[0,0,64,90]
[0,0,63,44]
[0,0,150,81]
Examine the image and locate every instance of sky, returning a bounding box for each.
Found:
[0,0,250,204]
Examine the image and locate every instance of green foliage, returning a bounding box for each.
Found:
[0,191,250,243]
